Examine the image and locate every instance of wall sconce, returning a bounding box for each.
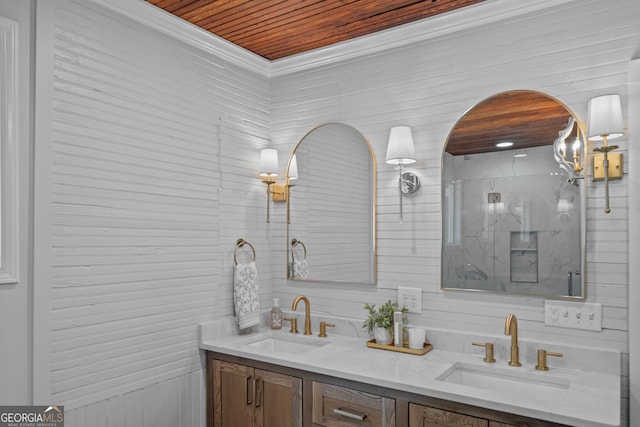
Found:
[272,154,297,203]
[259,148,278,223]
[277,154,298,224]
[386,126,418,222]
[553,117,584,184]
[587,94,625,213]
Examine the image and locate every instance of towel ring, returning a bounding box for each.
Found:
[291,239,307,261]
[234,238,256,265]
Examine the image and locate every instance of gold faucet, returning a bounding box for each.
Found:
[504,313,521,366]
[292,295,312,335]
[535,349,563,371]
[318,321,335,338]
[283,317,298,334]
[472,341,496,363]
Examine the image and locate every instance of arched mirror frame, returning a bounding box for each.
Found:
[286,123,378,285]
[440,90,587,299]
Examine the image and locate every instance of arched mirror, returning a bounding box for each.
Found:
[441,90,586,298]
[287,123,376,285]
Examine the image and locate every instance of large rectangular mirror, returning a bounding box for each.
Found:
[441,91,586,298]
[287,123,377,285]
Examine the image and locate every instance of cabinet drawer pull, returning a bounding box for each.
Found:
[333,407,367,421]
[246,376,253,405]
[255,377,263,408]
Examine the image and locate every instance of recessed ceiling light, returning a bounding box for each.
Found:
[496,142,514,148]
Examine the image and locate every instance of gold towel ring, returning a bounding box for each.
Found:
[291,239,307,261]
[234,238,256,265]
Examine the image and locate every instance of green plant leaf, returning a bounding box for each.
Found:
[362,300,408,335]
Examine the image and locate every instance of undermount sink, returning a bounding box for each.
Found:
[241,332,329,354]
[436,362,570,397]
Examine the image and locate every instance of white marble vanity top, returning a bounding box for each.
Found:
[199,317,620,427]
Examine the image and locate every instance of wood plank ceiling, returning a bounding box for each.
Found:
[145,0,485,60]
[445,91,575,155]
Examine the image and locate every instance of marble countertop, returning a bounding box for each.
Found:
[199,317,620,427]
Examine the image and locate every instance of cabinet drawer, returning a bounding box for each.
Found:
[312,381,395,427]
[409,403,489,427]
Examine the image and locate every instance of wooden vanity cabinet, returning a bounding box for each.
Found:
[207,352,565,427]
[209,357,302,427]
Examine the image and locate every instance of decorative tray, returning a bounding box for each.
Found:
[366,339,433,356]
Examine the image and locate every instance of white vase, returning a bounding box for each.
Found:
[373,327,393,345]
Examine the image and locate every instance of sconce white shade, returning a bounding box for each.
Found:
[259,148,279,177]
[557,198,572,213]
[587,94,624,141]
[386,126,416,165]
[288,154,298,180]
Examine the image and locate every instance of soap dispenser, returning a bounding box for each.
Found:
[270,298,283,330]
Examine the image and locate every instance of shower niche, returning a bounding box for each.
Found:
[509,231,538,283]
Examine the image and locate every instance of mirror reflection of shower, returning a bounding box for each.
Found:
[441,90,585,298]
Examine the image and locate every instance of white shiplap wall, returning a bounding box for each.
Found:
[36,0,639,425]
[270,1,639,424]
[49,0,270,423]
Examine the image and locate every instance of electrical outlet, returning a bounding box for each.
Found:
[544,300,602,331]
[398,287,422,314]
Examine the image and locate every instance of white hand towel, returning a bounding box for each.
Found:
[292,259,309,278]
[234,261,260,329]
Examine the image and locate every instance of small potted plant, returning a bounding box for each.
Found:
[363,300,407,345]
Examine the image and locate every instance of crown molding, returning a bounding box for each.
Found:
[269,0,575,77]
[86,0,574,78]
[86,0,270,76]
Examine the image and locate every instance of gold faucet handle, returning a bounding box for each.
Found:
[283,317,298,334]
[472,342,496,363]
[535,349,563,371]
[318,322,335,338]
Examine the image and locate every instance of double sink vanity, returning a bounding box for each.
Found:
[199,297,620,427]
[202,90,620,426]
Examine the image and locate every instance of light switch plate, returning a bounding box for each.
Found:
[398,287,422,314]
[544,300,602,331]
